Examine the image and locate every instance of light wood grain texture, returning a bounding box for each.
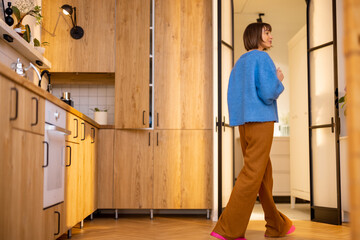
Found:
[154,130,182,209]
[66,113,80,143]
[0,129,44,240]
[77,118,85,221]
[42,0,115,72]
[114,130,154,209]
[344,1,360,237]
[115,0,150,129]
[43,203,66,239]
[154,0,213,130]
[65,141,80,229]
[180,130,213,209]
[97,129,115,209]
[57,217,350,240]
[51,72,115,85]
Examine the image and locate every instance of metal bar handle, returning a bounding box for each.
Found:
[10,87,18,121]
[91,128,95,143]
[46,125,71,135]
[149,132,151,146]
[74,119,78,138]
[43,141,49,168]
[156,132,159,146]
[143,110,146,125]
[223,116,226,132]
[309,117,335,133]
[31,97,38,126]
[54,211,60,236]
[157,112,159,127]
[81,122,85,141]
[66,145,72,167]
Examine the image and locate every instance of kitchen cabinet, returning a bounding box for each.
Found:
[97,129,115,208]
[64,141,80,229]
[43,203,66,240]
[42,0,116,72]
[154,0,212,130]
[9,83,45,135]
[0,129,44,240]
[114,130,153,209]
[154,130,212,209]
[66,113,80,143]
[115,0,150,129]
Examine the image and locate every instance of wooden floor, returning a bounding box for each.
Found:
[58,215,351,240]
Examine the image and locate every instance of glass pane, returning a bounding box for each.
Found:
[222,127,233,207]
[222,45,233,123]
[310,45,334,125]
[312,128,337,208]
[221,0,232,45]
[309,0,333,48]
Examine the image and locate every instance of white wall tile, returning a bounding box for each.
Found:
[98,97,107,105]
[79,97,89,105]
[89,97,98,105]
[89,87,98,96]
[107,86,115,96]
[98,87,107,97]
[79,87,89,96]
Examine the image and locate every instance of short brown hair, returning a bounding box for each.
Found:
[243,22,272,51]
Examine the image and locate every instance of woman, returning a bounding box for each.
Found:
[210,22,295,240]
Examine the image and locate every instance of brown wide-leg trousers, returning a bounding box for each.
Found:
[212,122,292,239]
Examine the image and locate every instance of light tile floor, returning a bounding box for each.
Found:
[251,203,310,221]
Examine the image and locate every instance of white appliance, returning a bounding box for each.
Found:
[43,101,70,209]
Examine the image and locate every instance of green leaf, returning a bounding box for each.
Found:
[34,38,40,47]
[94,108,100,112]
[338,96,345,103]
[23,24,31,43]
[12,6,21,22]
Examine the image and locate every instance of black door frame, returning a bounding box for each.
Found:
[306,0,342,225]
[217,0,235,218]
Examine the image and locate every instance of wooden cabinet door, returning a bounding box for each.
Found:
[77,119,85,220]
[65,141,80,229]
[180,130,213,209]
[66,113,80,143]
[43,203,66,240]
[115,0,150,129]
[0,129,44,240]
[154,0,213,130]
[154,130,212,209]
[114,130,153,208]
[28,93,45,135]
[153,130,182,209]
[97,129,114,209]
[83,122,94,218]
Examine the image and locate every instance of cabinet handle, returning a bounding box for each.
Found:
[10,87,18,121]
[54,211,60,236]
[66,146,72,167]
[143,110,146,125]
[81,123,85,141]
[43,141,49,168]
[149,132,151,146]
[74,119,78,138]
[91,128,95,143]
[31,97,39,126]
[223,116,226,132]
[215,117,218,132]
[156,132,158,146]
[157,113,159,127]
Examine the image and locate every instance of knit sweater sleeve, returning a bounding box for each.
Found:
[255,53,284,105]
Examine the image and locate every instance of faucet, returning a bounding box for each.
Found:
[11,58,42,86]
[25,62,42,84]
[40,70,52,93]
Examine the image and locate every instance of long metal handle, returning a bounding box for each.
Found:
[54,211,60,236]
[10,87,18,121]
[157,112,159,127]
[66,145,71,167]
[91,128,95,143]
[156,132,158,146]
[46,124,71,135]
[143,110,146,125]
[43,141,49,168]
[223,116,226,132]
[74,119,78,138]
[149,132,151,146]
[31,97,38,126]
[81,123,85,141]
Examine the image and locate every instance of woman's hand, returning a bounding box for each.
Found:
[276,67,284,82]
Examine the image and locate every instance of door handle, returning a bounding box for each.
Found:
[91,128,95,143]
[43,141,49,168]
[143,110,146,125]
[66,146,71,167]
[31,97,38,126]
[54,211,60,236]
[74,119,78,138]
[309,117,335,133]
[10,87,18,121]
[81,123,85,141]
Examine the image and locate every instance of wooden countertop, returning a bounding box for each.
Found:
[0,62,109,129]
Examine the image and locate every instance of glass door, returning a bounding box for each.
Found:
[307,0,341,225]
[217,0,234,217]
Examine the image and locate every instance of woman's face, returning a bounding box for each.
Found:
[259,27,272,50]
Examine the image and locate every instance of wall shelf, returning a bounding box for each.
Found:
[0,20,51,69]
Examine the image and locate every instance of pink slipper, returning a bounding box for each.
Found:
[264,225,295,237]
[210,232,247,240]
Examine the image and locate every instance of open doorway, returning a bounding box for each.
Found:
[232,0,309,221]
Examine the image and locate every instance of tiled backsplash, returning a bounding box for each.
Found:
[52,85,115,125]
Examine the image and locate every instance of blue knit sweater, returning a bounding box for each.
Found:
[227,50,284,126]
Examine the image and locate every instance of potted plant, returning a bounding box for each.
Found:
[33,38,49,54]
[90,108,108,125]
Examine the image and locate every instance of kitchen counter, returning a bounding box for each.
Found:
[0,62,109,129]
